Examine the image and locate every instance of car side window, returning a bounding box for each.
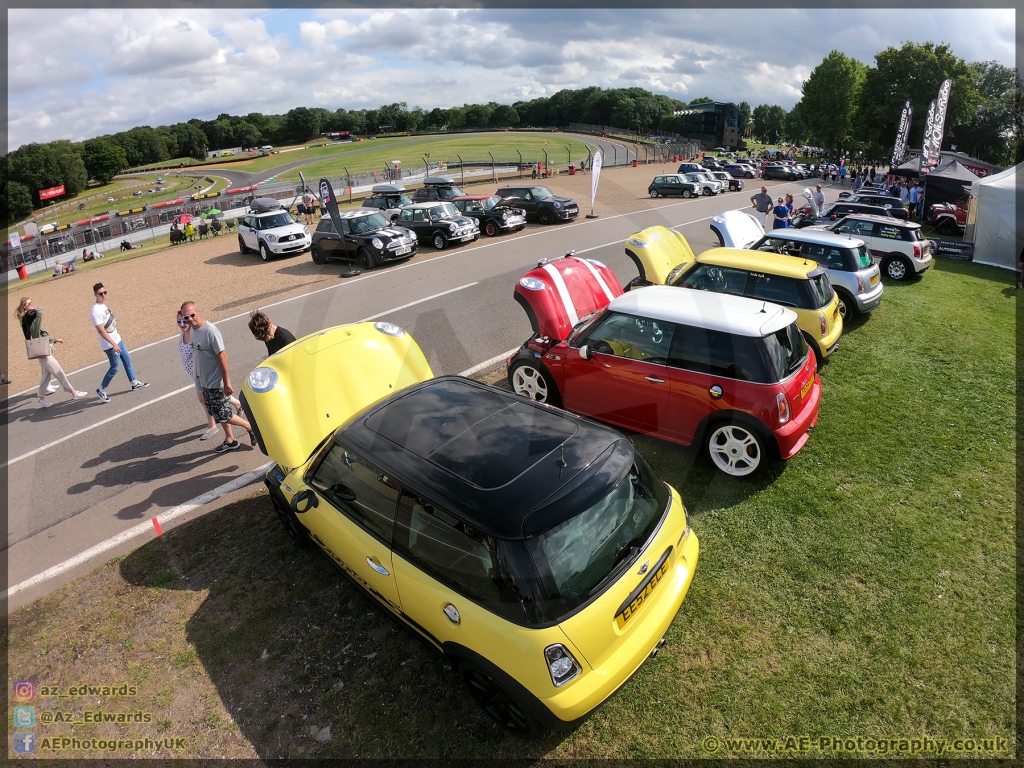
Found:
[394,490,510,609]
[340,219,353,235]
[316,218,335,233]
[585,312,674,364]
[400,209,413,223]
[676,264,748,296]
[669,324,760,381]
[310,445,400,543]
[874,224,903,240]
[413,209,427,223]
[748,273,804,308]
[799,243,845,270]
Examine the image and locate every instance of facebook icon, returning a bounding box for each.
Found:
[14,731,36,753]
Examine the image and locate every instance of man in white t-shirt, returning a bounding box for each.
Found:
[91,282,148,403]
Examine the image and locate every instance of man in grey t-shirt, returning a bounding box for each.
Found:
[750,187,773,228]
[182,301,255,453]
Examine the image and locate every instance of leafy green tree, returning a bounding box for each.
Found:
[751,104,786,143]
[737,101,751,137]
[173,122,208,159]
[50,141,88,195]
[286,107,322,141]
[7,180,33,219]
[82,138,128,184]
[689,96,714,105]
[463,103,493,129]
[796,51,866,156]
[783,107,805,145]
[489,105,519,128]
[233,121,261,149]
[950,61,1019,164]
[857,42,980,157]
[8,143,62,197]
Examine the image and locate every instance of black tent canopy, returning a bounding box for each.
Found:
[889,158,979,212]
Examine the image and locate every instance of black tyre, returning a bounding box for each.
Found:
[509,359,561,407]
[745,172,754,179]
[836,291,857,321]
[269,492,310,548]
[705,419,770,478]
[460,662,543,738]
[358,247,378,270]
[432,232,447,251]
[485,221,498,237]
[238,236,249,254]
[538,208,555,225]
[936,218,959,236]
[702,187,713,196]
[259,242,271,261]
[649,189,659,198]
[884,256,912,281]
[311,244,326,264]
[682,189,693,199]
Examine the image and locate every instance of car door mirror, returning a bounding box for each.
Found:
[328,483,357,502]
[290,489,319,513]
[579,344,591,360]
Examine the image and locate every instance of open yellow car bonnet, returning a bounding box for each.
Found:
[242,322,434,470]
[623,225,697,285]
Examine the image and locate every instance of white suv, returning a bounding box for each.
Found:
[683,172,721,195]
[237,198,312,261]
[818,214,932,281]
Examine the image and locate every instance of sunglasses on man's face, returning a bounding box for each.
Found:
[96,291,108,296]
[182,312,197,320]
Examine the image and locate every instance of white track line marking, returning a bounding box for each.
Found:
[3,462,275,600]
[4,195,721,402]
[3,385,194,469]
[4,283,480,467]
[459,348,521,378]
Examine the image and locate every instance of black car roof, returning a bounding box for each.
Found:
[337,377,632,539]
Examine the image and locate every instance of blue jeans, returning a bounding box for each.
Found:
[101,340,137,389]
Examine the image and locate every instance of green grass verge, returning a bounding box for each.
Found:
[5,258,1014,758]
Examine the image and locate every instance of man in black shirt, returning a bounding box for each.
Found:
[248,310,297,356]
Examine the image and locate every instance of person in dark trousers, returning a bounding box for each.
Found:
[182,301,256,453]
[248,310,297,357]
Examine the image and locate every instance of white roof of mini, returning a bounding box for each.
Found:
[831,213,921,228]
[757,228,866,248]
[608,285,797,338]
[320,210,385,219]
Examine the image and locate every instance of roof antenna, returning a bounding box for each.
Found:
[555,444,567,478]
[759,301,767,313]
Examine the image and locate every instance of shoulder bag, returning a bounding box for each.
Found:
[26,336,52,359]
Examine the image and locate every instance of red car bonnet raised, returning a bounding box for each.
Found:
[514,255,623,341]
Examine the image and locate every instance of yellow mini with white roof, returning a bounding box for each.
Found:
[242,320,699,736]
[624,225,843,362]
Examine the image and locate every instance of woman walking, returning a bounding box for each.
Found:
[16,297,88,408]
[177,310,240,440]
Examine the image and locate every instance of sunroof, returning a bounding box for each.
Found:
[429,402,578,489]
[363,379,511,457]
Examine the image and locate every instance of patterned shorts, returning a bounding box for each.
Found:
[202,387,234,424]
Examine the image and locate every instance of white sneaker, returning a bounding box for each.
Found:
[71,390,88,399]
[46,382,59,394]
[200,427,219,441]
[37,398,52,409]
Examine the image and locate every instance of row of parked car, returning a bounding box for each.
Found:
[235,181,934,738]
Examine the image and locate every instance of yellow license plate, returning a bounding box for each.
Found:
[870,273,879,285]
[615,550,672,629]
[801,375,813,400]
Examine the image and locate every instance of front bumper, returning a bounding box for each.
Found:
[557,208,579,220]
[773,376,821,460]
[269,236,311,254]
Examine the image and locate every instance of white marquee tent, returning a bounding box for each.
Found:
[966,162,1020,270]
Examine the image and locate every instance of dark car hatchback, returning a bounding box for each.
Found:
[496,185,579,225]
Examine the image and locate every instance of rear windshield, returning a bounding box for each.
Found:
[526,454,669,618]
[805,273,834,309]
[853,244,872,268]
[906,227,923,241]
[762,322,808,380]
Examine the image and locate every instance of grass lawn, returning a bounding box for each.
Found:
[5,258,1014,759]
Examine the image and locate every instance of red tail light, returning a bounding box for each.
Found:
[857,275,864,292]
[819,314,827,335]
[913,243,921,258]
[776,392,791,424]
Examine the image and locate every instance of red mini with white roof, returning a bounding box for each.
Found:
[507,253,821,477]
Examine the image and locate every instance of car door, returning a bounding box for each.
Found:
[515,189,538,218]
[305,444,404,617]
[338,218,359,259]
[315,217,345,260]
[561,311,675,435]
[241,215,258,249]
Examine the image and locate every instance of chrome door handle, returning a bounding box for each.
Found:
[366,557,390,576]
[645,376,666,383]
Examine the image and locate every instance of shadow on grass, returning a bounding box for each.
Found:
[118,493,565,758]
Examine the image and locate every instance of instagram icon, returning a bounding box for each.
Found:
[12,680,36,702]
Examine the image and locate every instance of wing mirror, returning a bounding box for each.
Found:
[579,345,591,360]
[290,489,319,514]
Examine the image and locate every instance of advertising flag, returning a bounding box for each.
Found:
[921,79,952,174]
[319,177,345,244]
[890,100,913,167]
[38,185,65,201]
[589,150,603,217]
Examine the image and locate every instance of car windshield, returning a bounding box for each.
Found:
[531,187,556,200]
[434,203,460,220]
[853,244,872,268]
[527,454,668,615]
[762,322,808,380]
[350,212,389,233]
[258,213,294,229]
[483,196,501,210]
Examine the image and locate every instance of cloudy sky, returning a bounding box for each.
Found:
[7,7,1016,151]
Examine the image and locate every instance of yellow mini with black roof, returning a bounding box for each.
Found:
[624,225,843,363]
[241,320,700,736]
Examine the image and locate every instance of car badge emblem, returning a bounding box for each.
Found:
[637,561,650,576]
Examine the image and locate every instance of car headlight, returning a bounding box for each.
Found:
[627,238,648,249]
[247,367,278,393]
[302,226,310,236]
[374,321,405,337]
[544,644,581,687]
[371,237,384,250]
[520,276,545,291]
[448,223,458,231]
[405,228,416,239]
[552,201,563,209]
[266,234,278,242]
